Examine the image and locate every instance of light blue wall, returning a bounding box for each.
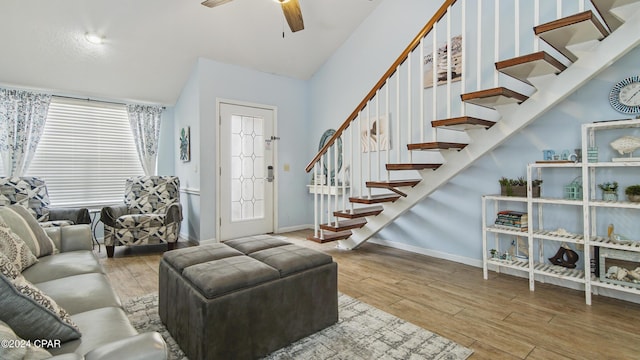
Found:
[307,0,640,264]
[173,62,201,241]
[173,57,310,242]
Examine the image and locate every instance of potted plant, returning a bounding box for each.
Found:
[499,177,542,197]
[598,181,619,201]
[625,185,640,202]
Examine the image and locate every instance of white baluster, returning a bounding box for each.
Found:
[313,163,319,238]
[396,69,401,164]
[494,0,500,87]
[433,24,438,141]
[447,7,452,119]
[385,81,390,182]
[477,0,482,90]
[420,37,425,143]
[461,0,467,116]
[407,55,413,163]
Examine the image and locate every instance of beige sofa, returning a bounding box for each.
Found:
[0,205,167,360]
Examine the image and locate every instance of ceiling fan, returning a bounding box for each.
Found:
[201,0,304,33]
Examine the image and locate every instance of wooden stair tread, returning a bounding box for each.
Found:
[461,87,528,108]
[319,218,367,232]
[350,194,401,204]
[366,179,421,188]
[432,116,495,130]
[496,51,567,85]
[307,230,351,243]
[334,205,384,219]
[592,0,639,32]
[386,163,442,171]
[534,11,609,62]
[407,142,467,151]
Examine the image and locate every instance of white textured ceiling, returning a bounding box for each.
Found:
[0,0,381,105]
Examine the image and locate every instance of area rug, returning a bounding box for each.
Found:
[124,293,473,360]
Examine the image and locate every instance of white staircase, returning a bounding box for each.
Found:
[306,0,640,250]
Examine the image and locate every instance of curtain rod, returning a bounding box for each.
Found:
[53,94,166,109]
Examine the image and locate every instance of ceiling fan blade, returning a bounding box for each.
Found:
[201,0,234,8]
[281,0,304,32]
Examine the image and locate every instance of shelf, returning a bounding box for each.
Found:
[482,194,528,202]
[483,118,640,306]
[533,262,586,283]
[486,225,528,235]
[585,161,640,167]
[487,258,529,272]
[530,162,582,168]
[590,236,640,251]
[591,278,640,296]
[532,230,584,245]
[586,118,640,130]
[307,185,349,195]
[588,200,640,209]
[531,197,583,206]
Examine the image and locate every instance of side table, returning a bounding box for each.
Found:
[88,208,102,252]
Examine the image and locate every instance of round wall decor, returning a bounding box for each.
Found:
[318,129,342,181]
[609,76,640,115]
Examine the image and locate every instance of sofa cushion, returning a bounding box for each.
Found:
[39,220,75,228]
[249,244,334,277]
[50,307,138,357]
[224,235,290,254]
[22,250,104,284]
[0,219,38,271]
[34,273,122,315]
[0,320,51,360]
[0,255,81,343]
[183,255,280,298]
[0,205,56,257]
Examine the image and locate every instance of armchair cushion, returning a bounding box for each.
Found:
[0,205,57,257]
[0,177,90,226]
[116,213,165,229]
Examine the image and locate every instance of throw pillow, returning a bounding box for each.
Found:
[0,219,38,271]
[0,205,57,257]
[0,320,51,360]
[0,252,20,280]
[0,253,81,343]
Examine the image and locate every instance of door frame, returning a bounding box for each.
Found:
[215,98,279,242]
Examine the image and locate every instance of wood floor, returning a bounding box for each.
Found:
[99,230,640,359]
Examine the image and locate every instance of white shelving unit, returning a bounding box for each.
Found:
[482,118,640,305]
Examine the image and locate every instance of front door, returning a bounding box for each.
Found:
[219,102,275,241]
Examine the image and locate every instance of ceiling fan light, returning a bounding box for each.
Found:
[84,32,104,45]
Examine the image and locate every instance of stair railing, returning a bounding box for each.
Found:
[307,0,592,242]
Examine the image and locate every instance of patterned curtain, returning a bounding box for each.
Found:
[0,89,52,176]
[127,104,163,176]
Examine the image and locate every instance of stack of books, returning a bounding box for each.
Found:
[494,210,528,231]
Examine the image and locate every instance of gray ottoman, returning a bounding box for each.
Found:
[158,236,338,360]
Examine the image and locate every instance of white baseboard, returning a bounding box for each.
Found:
[276,224,313,233]
[368,237,483,268]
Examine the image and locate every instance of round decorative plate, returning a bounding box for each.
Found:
[609,76,640,114]
[318,129,342,180]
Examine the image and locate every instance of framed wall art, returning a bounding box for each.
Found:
[180,126,190,162]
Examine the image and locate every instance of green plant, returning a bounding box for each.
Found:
[625,185,640,196]
[499,177,542,196]
[598,181,619,192]
[498,177,542,187]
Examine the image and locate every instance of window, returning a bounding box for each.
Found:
[25,97,144,207]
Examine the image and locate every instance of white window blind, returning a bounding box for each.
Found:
[26,97,144,207]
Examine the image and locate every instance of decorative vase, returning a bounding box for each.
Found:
[628,194,640,203]
[602,190,618,202]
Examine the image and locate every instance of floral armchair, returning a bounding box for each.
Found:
[0,177,90,227]
[100,176,182,258]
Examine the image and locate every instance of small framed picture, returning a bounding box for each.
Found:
[180,126,190,162]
